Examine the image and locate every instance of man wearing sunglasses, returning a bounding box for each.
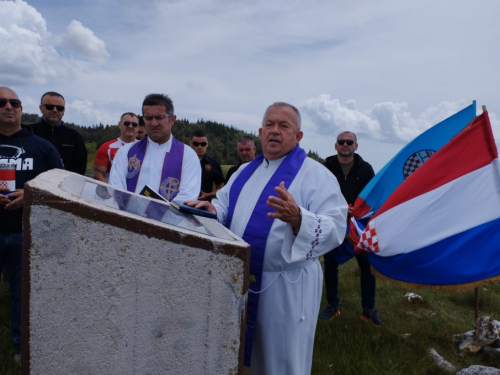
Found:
[321,131,384,326]
[0,87,63,361]
[189,130,225,201]
[92,112,139,183]
[31,91,87,175]
[109,94,200,202]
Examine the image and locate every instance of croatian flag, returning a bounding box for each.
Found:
[344,102,476,259]
[353,101,476,220]
[357,111,500,286]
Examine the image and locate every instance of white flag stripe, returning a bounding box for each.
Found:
[374,160,500,257]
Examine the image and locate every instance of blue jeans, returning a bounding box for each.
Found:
[323,248,376,310]
[0,230,22,354]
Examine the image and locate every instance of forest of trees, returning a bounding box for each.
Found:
[21,114,323,165]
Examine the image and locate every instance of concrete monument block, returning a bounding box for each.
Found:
[22,169,249,375]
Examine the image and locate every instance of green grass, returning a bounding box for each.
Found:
[0,288,20,374]
[2,260,500,373]
[85,142,97,176]
[222,164,231,180]
[312,260,500,374]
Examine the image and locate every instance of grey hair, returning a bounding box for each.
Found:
[262,102,301,130]
[237,135,255,146]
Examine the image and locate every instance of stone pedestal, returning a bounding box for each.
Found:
[22,169,249,375]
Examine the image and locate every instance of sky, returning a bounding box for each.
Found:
[1,0,499,171]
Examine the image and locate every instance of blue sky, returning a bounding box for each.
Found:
[1,0,499,170]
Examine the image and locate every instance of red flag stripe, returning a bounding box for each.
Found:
[375,112,495,219]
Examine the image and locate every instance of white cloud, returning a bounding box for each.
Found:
[0,1,109,87]
[301,95,480,144]
[301,95,381,139]
[373,100,475,142]
[66,100,116,127]
[370,102,428,142]
[0,0,61,84]
[60,20,110,63]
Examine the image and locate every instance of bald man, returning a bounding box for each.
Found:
[0,87,63,361]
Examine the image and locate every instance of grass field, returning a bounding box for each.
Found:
[85,142,97,176]
[0,286,20,374]
[311,263,500,374]
[2,260,500,374]
[1,164,499,373]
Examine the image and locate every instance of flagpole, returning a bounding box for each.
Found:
[473,104,487,322]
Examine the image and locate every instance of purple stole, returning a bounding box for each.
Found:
[126,137,185,201]
[226,145,307,366]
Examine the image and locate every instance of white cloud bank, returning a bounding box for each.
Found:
[0,0,109,85]
[0,0,60,84]
[301,95,484,144]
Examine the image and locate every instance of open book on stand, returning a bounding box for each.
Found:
[139,185,168,202]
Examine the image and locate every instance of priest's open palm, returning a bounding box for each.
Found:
[266,181,301,230]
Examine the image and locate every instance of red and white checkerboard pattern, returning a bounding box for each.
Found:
[403,150,435,179]
[0,181,8,189]
[357,220,380,253]
[403,155,423,179]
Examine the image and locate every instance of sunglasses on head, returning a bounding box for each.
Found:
[337,139,354,146]
[42,104,65,112]
[192,141,207,147]
[123,121,139,128]
[0,98,22,108]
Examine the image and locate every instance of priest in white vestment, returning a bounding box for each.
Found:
[186,102,347,375]
[109,93,200,203]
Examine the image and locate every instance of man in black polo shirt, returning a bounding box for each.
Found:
[189,130,224,201]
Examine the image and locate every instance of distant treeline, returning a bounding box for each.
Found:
[21,113,323,165]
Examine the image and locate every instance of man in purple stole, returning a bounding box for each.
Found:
[109,94,200,202]
[186,103,347,375]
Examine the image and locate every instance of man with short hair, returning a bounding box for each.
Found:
[321,131,384,326]
[186,103,347,375]
[189,130,225,201]
[0,87,63,361]
[92,112,139,183]
[31,91,87,175]
[225,135,257,183]
[109,94,200,202]
[136,116,146,140]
